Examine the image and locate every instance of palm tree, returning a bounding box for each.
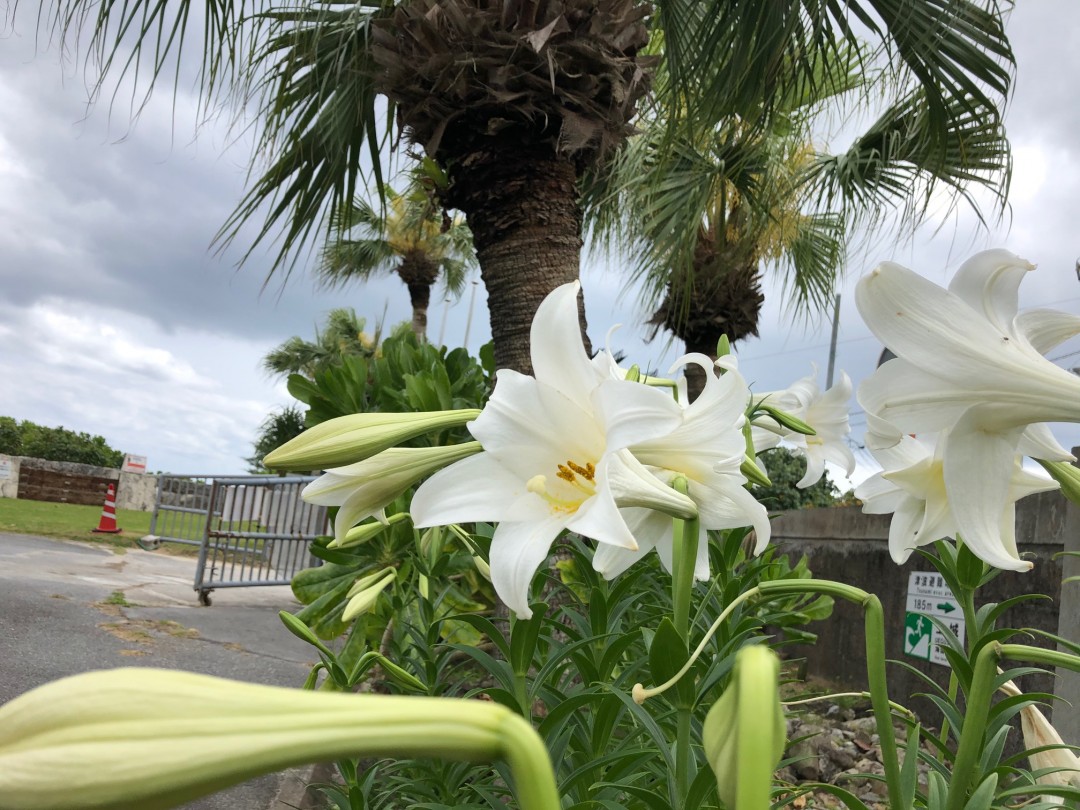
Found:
[317,182,475,340]
[262,308,377,379]
[246,405,307,472]
[42,0,1016,373]
[587,42,1011,398]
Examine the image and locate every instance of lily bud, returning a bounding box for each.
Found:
[703,646,786,809]
[740,456,772,488]
[999,676,1080,805]
[264,409,481,471]
[343,568,396,621]
[1036,459,1080,508]
[0,668,558,810]
[304,442,483,543]
[755,403,817,437]
[330,512,411,549]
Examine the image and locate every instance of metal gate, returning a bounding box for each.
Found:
[143,474,327,605]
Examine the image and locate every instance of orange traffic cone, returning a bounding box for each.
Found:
[92,483,122,534]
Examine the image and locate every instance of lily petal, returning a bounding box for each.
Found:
[488,516,567,619]
[529,281,602,413]
[888,497,926,564]
[411,454,549,527]
[947,248,1033,333]
[1015,308,1080,354]
[942,414,1031,571]
[592,507,668,580]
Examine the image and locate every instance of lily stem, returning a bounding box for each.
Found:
[670,476,699,640]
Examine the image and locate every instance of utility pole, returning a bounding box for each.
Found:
[826,293,841,388]
[463,280,479,349]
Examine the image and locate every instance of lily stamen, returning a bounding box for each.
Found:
[555,461,599,497]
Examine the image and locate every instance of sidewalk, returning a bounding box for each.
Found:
[0,532,324,809]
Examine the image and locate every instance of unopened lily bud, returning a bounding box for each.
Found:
[624,364,642,383]
[264,409,481,471]
[0,668,558,810]
[703,646,786,809]
[740,457,772,488]
[472,554,492,581]
[999,676,1080,803]
[1036,459,1080,508]
[716,335,731,358]
[331,512,411,549]
[343,569,396,621]
[755,403,817,437]
[304,442,482,543]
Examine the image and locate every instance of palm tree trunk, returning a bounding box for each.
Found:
[398,253,439,341]
[406,282,431,340]
[446,143,591,374]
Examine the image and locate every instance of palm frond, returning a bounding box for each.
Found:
[216,3,394,277]
[800,87,1011,232]
[773,212,847,318]
[316,238,396,289]
[657,0,1013,149]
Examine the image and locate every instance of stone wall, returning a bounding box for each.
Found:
[771,491,1076,729]
[0,455,158,512]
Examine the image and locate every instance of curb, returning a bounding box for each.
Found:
[269,763,334,810]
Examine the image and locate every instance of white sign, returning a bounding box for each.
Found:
[121,454,148,474]
[904,572,965,667]
[0,457,10,480]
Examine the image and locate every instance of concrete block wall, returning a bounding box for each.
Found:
[771,490,1076,732]
[0,454,19,499]
[0,455,158,512]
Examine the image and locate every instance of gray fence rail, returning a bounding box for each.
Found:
[143,474,327,605]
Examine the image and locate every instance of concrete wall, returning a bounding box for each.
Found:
[0,454,19,498]
[116,471,158,512]
[0,455,158,512]
[771,491,1075,729]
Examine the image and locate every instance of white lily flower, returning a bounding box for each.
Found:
[303,442,482,543]
[592,354,772,581]
[856,250,1080,570]
[857,250,1080,447]
[751,367,856,488]
[410,282,698,618]
[856,429,1058,569]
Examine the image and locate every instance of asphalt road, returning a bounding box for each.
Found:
[0,532,322,809]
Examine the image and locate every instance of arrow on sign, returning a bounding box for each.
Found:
[937,602,956,614]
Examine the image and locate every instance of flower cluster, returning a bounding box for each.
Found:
[273,282,857,618]
[854,249,1080,570]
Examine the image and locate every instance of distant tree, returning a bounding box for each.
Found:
[262,309,377,380]
[246,406,307,473]
[318,180,476,340]
[752,447,840,512]
[0,418,125,468]
[0,417,21,456]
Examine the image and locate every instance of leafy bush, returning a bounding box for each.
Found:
[752,447,840,511]
[0,417,124,468]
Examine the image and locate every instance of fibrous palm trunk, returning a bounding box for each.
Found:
[653,233,764,401]
[445,141,588,373]
[398,251,440,340]
[371,0,652,373]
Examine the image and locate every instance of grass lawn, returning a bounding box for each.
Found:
[0,498,198,554]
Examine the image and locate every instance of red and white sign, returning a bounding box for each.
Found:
[121,454,148,474]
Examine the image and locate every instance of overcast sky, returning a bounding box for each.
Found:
[1,2,1079,479]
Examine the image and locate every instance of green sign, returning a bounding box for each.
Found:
[904,612,933,661]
